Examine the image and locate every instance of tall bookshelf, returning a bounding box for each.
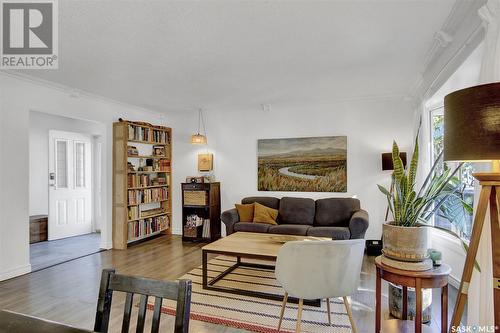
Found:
[113,119,172,249]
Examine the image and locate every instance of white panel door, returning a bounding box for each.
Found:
[48,130,92,240]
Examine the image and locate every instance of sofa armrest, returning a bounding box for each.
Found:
[349,209,369,239]
[221,208,240,235]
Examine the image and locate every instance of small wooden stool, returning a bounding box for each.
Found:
[375,256,451,333]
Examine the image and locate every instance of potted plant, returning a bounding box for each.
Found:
[378,135,471,263]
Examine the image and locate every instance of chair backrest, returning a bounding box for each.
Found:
[94,269,192,333]
[275,239,364,299]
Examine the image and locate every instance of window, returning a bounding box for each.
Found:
[430,107,474,240]
[75,142,86,188]
[56,140,68,188]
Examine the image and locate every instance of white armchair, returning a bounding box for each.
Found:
[275,239,365,333]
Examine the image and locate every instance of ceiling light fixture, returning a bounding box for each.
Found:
[191,108,207,145]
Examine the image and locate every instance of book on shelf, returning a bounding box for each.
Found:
[152,145,166,156]
[135,160,170,173]
[128,174,169,187]
[128,188,168,205]
[127,215,170,240]
[128,124,169,144]
[158,159,170,171]
[140,207,165,218]
[202,219,211,238]
[128,206,139,220]
[127,145,139,156]
[152,176,168,186]
[127,206,167,220]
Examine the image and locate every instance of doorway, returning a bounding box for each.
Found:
[48,130,93,239]
[29,111,105,271]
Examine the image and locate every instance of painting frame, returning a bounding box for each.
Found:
[198,153,214,172]
[257,136,347,192]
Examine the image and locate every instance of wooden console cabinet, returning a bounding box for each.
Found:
[181,182,221,242]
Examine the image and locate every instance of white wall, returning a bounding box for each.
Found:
[0,72,416,279]
[200,98,415,240]
[29,111,105,218]
[418,43,483,287]
[0,73,186,281]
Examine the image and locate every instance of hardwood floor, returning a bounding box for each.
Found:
[0,235,457,332]
[30,233,102,272]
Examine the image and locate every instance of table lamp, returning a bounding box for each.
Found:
[443,82,500,331]
[381,152,407,220]
[381,152,407,171]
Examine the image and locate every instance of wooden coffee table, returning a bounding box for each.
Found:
[201,232,328,306]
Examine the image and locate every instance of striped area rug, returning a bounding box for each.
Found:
[147,256,352,333]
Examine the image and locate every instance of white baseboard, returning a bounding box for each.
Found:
[172,228,182,236]
[100,240,113,250]
[0,264,32,281]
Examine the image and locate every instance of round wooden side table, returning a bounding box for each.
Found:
[375,256,451,333]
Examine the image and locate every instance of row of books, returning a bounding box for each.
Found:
[128,188,168,205]
[202,219,211,238]
[127,174,168,188]
[128,125,169,143]
[128,215,169,240]
[127,206,167,220]
[137,159,170,172]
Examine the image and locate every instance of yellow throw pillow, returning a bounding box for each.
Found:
[253,202,278,225]
[235,203,255,222]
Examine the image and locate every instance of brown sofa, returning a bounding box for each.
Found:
[221,196,369,239]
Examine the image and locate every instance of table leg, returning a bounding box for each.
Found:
[415,278,422,333]
[202,250,208,288]
[441,284,448,333]
[375,268,381,333]
[402,286,408,320]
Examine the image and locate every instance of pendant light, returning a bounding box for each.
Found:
[191,108,207,145]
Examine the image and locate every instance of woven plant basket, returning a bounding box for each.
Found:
[382,223,428,262]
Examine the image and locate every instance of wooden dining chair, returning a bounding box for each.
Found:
[94,268,192,333]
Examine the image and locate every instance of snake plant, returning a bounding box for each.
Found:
[378,135,478,269]
[378,135,470,228]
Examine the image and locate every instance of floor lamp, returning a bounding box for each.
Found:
[443,82,500,332]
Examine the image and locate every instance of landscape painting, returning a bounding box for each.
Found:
[258,136,347,192]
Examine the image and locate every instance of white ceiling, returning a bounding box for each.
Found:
[22,0,457,112]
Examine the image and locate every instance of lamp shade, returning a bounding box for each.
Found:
[382,152,407,171]
[191,134,207,144]
[444,82,500,161]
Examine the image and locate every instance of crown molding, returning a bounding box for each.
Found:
[408,0,487,104]
[0,70,166,117]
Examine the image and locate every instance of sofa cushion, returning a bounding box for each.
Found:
[307,227,350,240]
[268,224,311,236]
[278,197,315,225]
[234,222,271,233]
[242,196,280,210]
[315,198,360,226]
[253,202,278,225]
[235,203,255,222]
